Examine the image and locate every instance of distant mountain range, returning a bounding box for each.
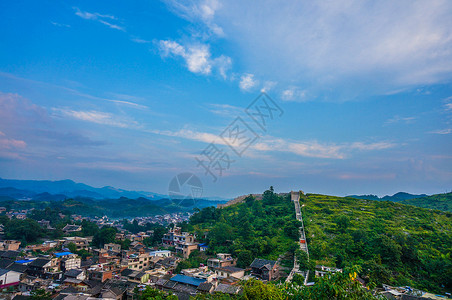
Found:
[347,192,428,202]
[0,177,227,201]
[348,192,452,212]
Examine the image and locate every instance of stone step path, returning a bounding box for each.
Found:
[286,191,309,283]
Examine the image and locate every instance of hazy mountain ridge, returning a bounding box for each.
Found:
[347,192,428,202]
[0,178,168,200]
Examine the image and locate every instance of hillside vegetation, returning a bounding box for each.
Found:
[186,187,299,269]
[303,194,451,293]
[189,189,451,293]
[400,192,452,212]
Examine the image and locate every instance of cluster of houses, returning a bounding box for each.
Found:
[0,224,284,300]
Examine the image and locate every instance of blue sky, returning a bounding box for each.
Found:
[0,0,451,198]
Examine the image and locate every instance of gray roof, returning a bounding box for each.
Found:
[65,269,83,278]
[249,258,277,269]
[197,282,213,292]
[215,283,241,294]
[0,258,14,269]
[28,258,51,268]
[7,263,28,273]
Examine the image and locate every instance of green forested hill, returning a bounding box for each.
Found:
[303,194,451,293]
[400,192,452,212]
[189,189,452,294]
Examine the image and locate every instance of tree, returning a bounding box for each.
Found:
[31,288,52,300]
[93,226,117,248]
[81,220,99,236]
[296,249,313,270]
[290,266,379,300]
[241,279,286,300]
[335,215,350,233]
[138,286,177,300]
[237,250,254,268]
[67,242,77,253]
[5,218,43,244]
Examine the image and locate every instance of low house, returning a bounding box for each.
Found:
[65,269,85,281]
[315,265,342,278]
[176,243,198,259]
[62,224,82,234]
[198,243,208,252]
[207,253,236,268]
[249,258,279,281]
[155,256,180,270]
[149,250,172,258]
[0,268,21,289]
[214,266,245,279]
[62,237,90,251]
[120,268,149,283]
[104,243,121,253]
[214,283,241,295]
[0,250,19,260]
[197,282,215,294]
[26,258,61,280]
[0,240,21,251]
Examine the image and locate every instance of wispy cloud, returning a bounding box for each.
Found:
[239,73,258,91]
[52,108,138,129]
[158,40,231,77]
[131,37,151,44]
[261,81,277,93]
[74,7,125,31]
[385,115,416,125]
[50,21,71,28]
[164,0,224,37]
[281,86,308,102]
[0,135,26,150]
[150,126,396,159]
[195,0,452,95]
[205,103,243,117]
[429,128,451,135]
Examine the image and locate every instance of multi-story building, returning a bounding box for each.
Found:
[121,252,151,271]
[55,252,81,272]
[62,237,90,251]
[162,227,195,246]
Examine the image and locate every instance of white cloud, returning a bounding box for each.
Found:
[261,81,277,92]
[53,108,137,128]
[239,73,258,91]
[206,103,242,117]
[281,86,308,101]
[151,128,221,145]
[0,136,26,150]
[158,40,232,76]
[385,115,416,125]
[429,128,451,135]
[201,0,452,94]
[51,21,71,28]
[151,126,396,159]
[131,37,150,44]
[164,0,224,37]
[74,7,124,31]
[254,138,396,159]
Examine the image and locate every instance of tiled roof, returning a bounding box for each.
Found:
[250,258,276,269]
